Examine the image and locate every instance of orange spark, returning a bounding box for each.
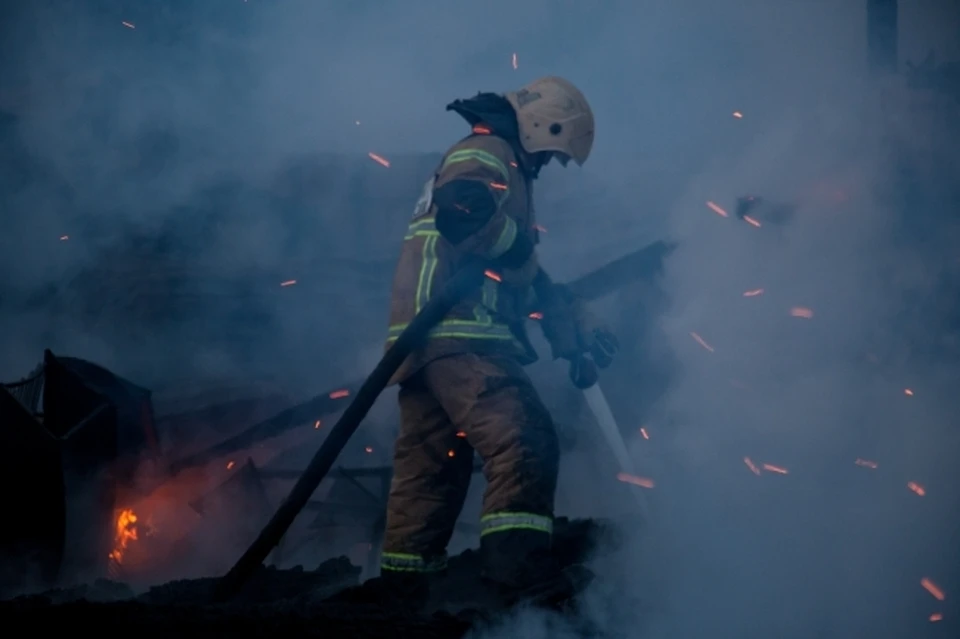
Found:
[512,52,518,69]
[59,235,69,241]
[904,388,914,396]
[364,446,373,454]
[908,481,926,496]
[509,161,518,168]
[447,450,456,458]
[456,431,467,438]
[533,224,547,233]
[742,215,761,227]
[616,472,655,489]
[640,427,649,440]
[732,111,743,118]
[489,181,508,191]
[280,279,297,287]
[921,578,945,601]
[854,458,878,469]
[762,463,789,475]
[743,457,761,475]
[484,269,502,282]
[314,420,322,429]
[743,288,764,297]
[528,311,543,320]
[930,613,943,622]
[368,152,390,168]
[108,509,139,565]
[790,307,814,319]
[329,389,350,399]
[706,201,728,217]
[226,460,235,470]
[690,332,714,352]
[472,124,491,135]
[122,21,135,29]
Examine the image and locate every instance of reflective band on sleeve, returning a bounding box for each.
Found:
[380,551,447,573]
[442,149,511,184]
[479,511,553,537]
[486,217,518,260]
[387,318,516,342]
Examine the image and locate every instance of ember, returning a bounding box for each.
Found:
[367,152,390,168]
[908,481,926,496]
[616,472,654,489]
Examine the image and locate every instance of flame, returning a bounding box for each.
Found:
[690,332,714,352]
[329,389,350,399]
[108,508,139,565]
[743,457,761,475]
[706,201,728,217]
[921,578,945,601]
[368,152,391,168]
[640,427,649,440]
[790,307,814,319]
[616,472,655,489]
[280,279,297,287]
[908,481,926,496]
[854,458,878,469]
[743,288,764,297]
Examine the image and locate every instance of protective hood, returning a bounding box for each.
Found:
[446,93,540,178]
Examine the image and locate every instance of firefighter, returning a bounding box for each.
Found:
[380,76,617,605]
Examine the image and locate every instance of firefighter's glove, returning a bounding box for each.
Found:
[558,286,619,369]
[539,297,583,362]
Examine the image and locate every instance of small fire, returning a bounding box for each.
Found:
[368,152,390,168]
[108,509,139,565]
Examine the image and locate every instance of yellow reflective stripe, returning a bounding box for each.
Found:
[415,233,439,313]
[442,149,510,183]
[472,276,499,324]
[387,319,515,342]
[381,552,447,573]
[487,217,517,259]
[479,512,553,537]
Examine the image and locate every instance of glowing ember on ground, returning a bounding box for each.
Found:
[790,307,814,319]
[108,509,139,565]
[329,389,350,399]
[280,280,297,287]
[854,458,878,469]
[706,201,728,217]
[921,578,945,601]
[908,481,926,496]
[616,472,654,489]
[762,463,789,475]
[690,332,714,352]
[368,152,390,168]
[640,427,649,440]
[743,457,761,475]
[743,288,764,297]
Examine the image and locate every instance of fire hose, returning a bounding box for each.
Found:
[213,241,673,601]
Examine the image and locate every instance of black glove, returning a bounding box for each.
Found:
[568,356,598,389]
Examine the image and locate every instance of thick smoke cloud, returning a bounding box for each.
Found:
[2,0,959,634]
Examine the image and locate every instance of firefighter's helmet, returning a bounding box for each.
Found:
[504,76,595,166]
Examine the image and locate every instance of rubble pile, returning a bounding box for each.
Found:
[0,518,611,638]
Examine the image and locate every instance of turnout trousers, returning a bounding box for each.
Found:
[381,352,560,589]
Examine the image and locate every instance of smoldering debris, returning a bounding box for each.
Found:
[0,518,611,639]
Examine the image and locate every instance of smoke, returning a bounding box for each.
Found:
[2,0,959,632]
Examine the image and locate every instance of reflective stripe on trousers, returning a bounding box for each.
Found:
[479,511,553,537]
[380,551,448,573]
